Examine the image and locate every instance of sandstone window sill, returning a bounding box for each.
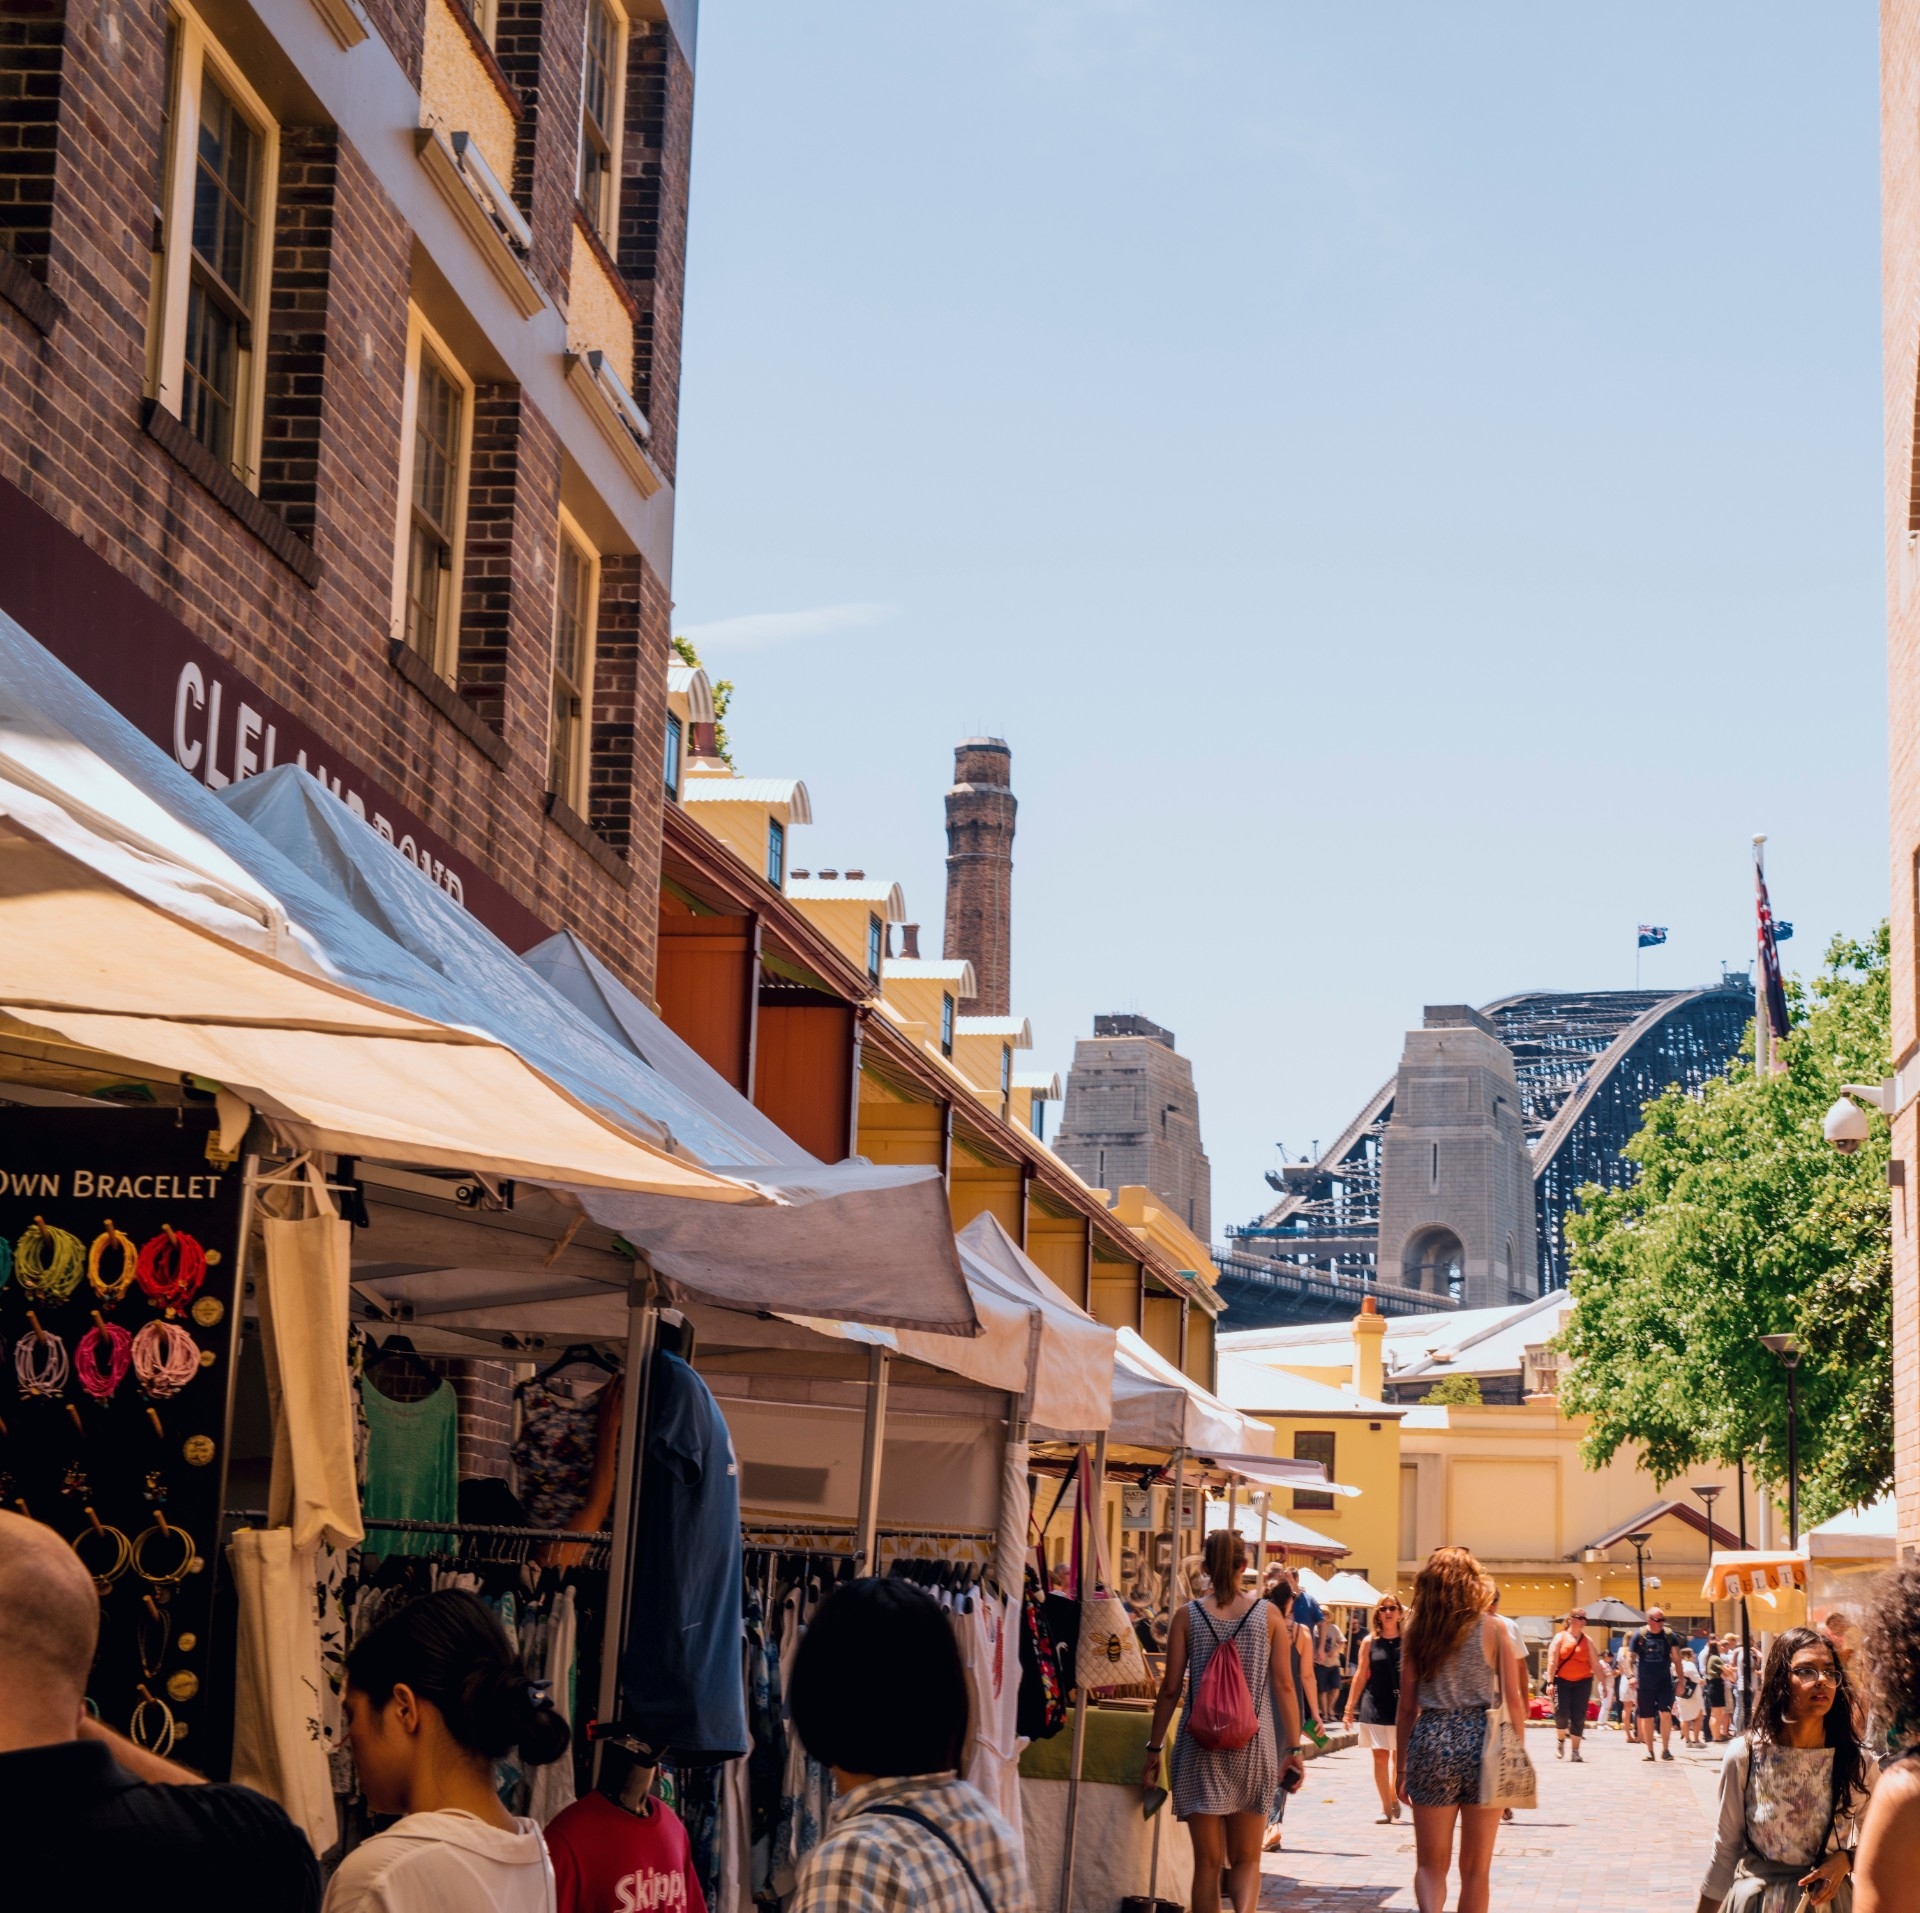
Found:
[0,250,62,336]
[140,400,321,587]
[544,791,631,886]
[386,640,511,768]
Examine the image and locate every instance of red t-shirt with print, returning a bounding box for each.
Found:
[545,1790,708,1913]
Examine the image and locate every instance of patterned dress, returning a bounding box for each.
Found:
[1170,1598,1281,1819]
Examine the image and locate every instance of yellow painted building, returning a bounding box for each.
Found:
[1225,1296,1749,1632]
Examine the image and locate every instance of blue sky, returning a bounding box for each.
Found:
[669,3,1887,1235]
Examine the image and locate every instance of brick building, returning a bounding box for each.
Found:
[1054,1013,1213,1247]
[1885,0,1920,1553]
[0,0,697,1471]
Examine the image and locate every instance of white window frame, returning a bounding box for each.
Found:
[549,509,601,813]
[149,2,280,487]
[389,307,476,678]
[575,0,630,241]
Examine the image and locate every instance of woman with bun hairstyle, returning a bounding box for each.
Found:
[326,1590,572,1913]
[1143,1526,1304,1913]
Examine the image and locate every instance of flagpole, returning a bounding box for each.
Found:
[1753,834,1769,1079]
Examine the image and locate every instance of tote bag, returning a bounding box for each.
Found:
[1074,1450,1150,1693]
[1477,1619,1537,1809]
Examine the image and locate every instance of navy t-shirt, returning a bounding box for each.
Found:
[1630,1628,1679,1692]
[621,1350,747,1763]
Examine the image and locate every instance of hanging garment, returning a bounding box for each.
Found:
[771,1581,816,1897]
[620,1352,746,1762]
[964,1591,1024,1838]
[527,1586,581,1828]
[743,1587,783,1899]
[229,1526,337,1857]
[258,1209,366,1552]
[716,1750,751,1913]
[361,1379,457,1558]
[512,1375,612,1528]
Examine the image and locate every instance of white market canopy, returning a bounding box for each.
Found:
[1109,1327,1276,1456]
[0,610,979,1333]
[1202,1502,1349,1560]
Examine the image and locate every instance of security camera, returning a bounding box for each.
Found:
[1824,1097,1871,1155]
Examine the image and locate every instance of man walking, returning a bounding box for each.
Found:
[1626,1605,1687,1762]
[1546,1610,1597,1763]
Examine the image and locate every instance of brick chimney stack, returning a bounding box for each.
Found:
[943,737,1016,1016]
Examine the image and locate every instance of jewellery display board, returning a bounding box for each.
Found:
[0,1107,247,1753]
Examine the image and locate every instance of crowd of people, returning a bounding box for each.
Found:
[14,1494,1920,1913]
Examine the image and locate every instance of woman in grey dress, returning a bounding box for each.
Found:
[1142,1528,1304,1913]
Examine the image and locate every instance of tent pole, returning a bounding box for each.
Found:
[1167,1447,1186,1611]
[597,1258,659,1735]
[1058,1432,1106,1913]
[854,1346,891,1572]
[1260,1489,1272,1574]
[1227,1478,1239,1569]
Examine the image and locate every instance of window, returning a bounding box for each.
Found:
[940,993,955,1058]
[1000,1045,1012,1096]
[1293,1430,1335,1512]
[866,913,883,980]
[391,313,473,675]
[663,712,682,802]
[149,7,277,482]
[549,523,598,809]
[766,816,785,888]
[577,0,627,239]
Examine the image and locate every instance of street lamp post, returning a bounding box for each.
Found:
[1692,1484,1723,1651]
[1759,1335,1803,1544]
[1625,1529,1654,1614]
[1736,1459,1754,1730]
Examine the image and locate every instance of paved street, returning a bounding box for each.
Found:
[1258,1725,1724,1910]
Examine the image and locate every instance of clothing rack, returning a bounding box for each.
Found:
[360,1516,614,1570]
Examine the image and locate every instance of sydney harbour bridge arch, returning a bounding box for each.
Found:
[1214,982,1756,1331]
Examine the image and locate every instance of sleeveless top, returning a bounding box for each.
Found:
[1416,1618,1496,1711]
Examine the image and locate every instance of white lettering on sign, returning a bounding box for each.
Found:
[0,1170,60,1197]
[169,661,470,911]
[73,1170,223,1201]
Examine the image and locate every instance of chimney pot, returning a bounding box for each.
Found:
[819,868,839,880]
[900,924,921,959]
[846,869,865,880]
[792,869,810,880]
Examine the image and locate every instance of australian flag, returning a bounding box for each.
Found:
[1755,851,1790,1046]
[1637,925,1668,950]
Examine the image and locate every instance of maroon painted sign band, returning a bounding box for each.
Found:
[0,476,552,952]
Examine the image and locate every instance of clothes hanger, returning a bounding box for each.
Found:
[519,1343,620,1392]
[364,1334,439,1393]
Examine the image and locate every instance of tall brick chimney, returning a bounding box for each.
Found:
[943,737,1016,1016]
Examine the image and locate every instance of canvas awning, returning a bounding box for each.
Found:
[1108,1327,1276,1456]
[1193,1449,1362,1497]
[1202,1502,1349,1559]
[901,1213,1115,1440]
[0,614,747,1199]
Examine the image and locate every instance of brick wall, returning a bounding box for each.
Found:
[1885,0,1920,1555]
[0,0,689,1004]
[620,20,691,479]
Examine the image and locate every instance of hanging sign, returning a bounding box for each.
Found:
[0,1107,246,1756]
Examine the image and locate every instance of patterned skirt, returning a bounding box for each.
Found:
[1404,1705,1488,1808]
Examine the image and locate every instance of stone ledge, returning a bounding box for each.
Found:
[385,640,511,767]
[545,790,631,886]
[140,399,321,587]
[0,250,62,336]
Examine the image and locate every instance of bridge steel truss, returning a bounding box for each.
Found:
[1217,984,1754,1324]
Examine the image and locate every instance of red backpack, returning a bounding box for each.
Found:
[1186,1603,1262,1752]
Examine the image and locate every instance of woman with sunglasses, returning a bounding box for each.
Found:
[1696,1626,1872,1913]
[1546,1610,1596,1764]
[1341,1594,1404,1823]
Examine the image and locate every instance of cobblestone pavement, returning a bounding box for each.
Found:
[1257,1723,1724,1910]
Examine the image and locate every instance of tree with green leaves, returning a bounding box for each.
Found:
[1420,1374,1484,1406]
[1557,927,1891,1526]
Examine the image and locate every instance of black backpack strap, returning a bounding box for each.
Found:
[859,1803,997,1913]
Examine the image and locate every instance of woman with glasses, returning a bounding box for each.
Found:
[1545,1610,1597,1764]
[1341,1594,1404,1823]
[1696,1626,1872,1913]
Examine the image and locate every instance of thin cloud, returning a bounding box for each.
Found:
[678,602,897,651]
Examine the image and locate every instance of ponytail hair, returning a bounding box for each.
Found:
[345,1588,571,1767]
[1203,1526,1246,1597]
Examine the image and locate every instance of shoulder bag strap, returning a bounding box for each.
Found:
[860,1803,997,1913]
